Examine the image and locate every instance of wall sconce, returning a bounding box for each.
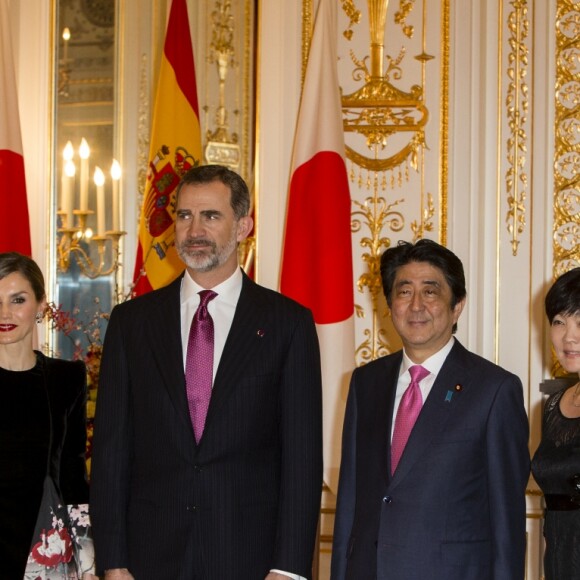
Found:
[57,138,125,279]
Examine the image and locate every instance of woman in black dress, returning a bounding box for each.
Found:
[0,252,95,578]
[532,267,580,580]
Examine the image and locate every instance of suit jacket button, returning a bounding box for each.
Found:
[382,496,392,504]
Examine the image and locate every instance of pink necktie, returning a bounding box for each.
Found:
[185,290,217,443]
[391,364,429,474]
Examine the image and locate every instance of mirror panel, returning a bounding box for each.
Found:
[53,0,117,358]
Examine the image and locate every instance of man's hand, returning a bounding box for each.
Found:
[104,569,134,580]
[265,574,293,580]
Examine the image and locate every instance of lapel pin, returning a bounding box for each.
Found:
[455,384,463,391]
[256,329,265,338]
[445,390,453,403]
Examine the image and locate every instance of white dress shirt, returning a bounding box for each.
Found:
[180,267,304,580]
[180,267,242,378]
[391,336,456,441]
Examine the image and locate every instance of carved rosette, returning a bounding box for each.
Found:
[553,0,580,278]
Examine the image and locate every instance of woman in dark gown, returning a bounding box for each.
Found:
[0,252,94,578]
[532,267,580,580]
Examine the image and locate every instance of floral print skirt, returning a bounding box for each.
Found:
[24,476,94,579]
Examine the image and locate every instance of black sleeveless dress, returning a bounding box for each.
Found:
[0,359,50,578]
[532,387,580,580]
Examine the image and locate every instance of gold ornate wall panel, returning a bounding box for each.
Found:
[503,0,530,257]
[138,0,257,189]
[334,0,449,365]
[199,0,257,270]
[199,0,256,184]
[553,0,580,278]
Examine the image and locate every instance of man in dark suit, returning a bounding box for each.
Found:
[331,239,530,580]
[90,165,323,580]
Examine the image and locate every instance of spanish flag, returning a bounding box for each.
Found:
[0,0,31,255]
[132,0,202,295]
[280,0,354,493]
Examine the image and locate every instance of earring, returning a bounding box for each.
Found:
[35,313,43,324]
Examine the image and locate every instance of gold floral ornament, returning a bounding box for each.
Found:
[341,0,428,174]
[352,190,404,364]
[504,0,530,257]
[394,0,416,39]
[342,0,362,41]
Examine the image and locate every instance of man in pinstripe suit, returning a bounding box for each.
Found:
[91,165,323,580]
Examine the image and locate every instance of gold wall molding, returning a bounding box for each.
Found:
[137,53,149,203]
[302,0,313,83]
[553,0,580,280]
[205,0,240,169]
[504,0,530,257]
[438,0,449,246]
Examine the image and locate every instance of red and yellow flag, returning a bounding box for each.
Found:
[280,0,354,492]
[0,0,31,255]
[133,0,202,295]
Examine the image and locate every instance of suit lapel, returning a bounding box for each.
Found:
[145,276,194,435]
[374,354,402,483]
[389,341,472,487]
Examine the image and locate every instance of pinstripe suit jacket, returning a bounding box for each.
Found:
[331,340,530,580]
[90,271,323,579]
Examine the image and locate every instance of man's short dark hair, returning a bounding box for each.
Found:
[545,267,580,324]
[175,165,251,220]
[380,239,466,333]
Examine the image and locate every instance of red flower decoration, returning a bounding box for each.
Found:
[30,527,73,566]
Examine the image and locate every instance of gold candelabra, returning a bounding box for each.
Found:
[57,210,126,279]
[57,139,125,279]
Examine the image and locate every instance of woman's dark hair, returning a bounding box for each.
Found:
[545,267,580,324]
[175,164,250,220]
[0,252,46,301]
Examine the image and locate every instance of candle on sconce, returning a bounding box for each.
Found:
[110,159,121,231]
[94,167,106,236]
[62,27,71,63]
[63,160,76,227]
[79,138,90,211]
[61,141,75,226]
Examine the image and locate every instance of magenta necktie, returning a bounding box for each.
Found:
[391,364,429,474]
[185,290,217,443]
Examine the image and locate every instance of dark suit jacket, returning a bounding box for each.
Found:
[90,271,323,579]
[331,340,530,580]
[40,353,90,504]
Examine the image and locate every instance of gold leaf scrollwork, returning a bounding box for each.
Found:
[410,192,435,242]
[504,0,529,257]
[394,0,416,39]
[342,0,362,41]
[352,188,404,365]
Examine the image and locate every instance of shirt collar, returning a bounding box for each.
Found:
[400,336,455,377]
[181,267,243,306]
